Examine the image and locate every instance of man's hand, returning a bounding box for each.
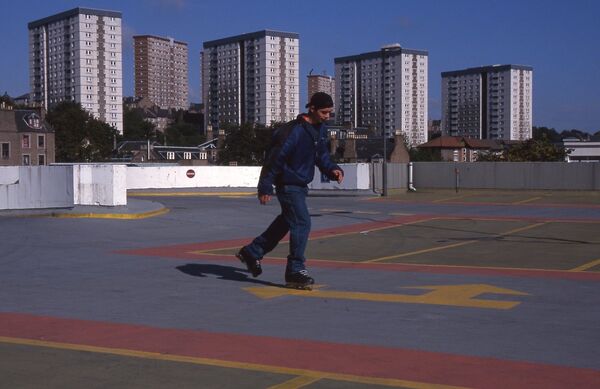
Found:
[332,169,344,184]
[258,194,272,205]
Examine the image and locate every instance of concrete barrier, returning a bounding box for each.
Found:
[0,166,74,210]
[73,164,127,206]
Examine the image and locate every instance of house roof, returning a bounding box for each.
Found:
[0,109,53,133]
[418,136,465,148]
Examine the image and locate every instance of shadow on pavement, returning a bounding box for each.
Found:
[176,263,283,287]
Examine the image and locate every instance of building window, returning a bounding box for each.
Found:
[38,135,45,148]
[1,143,9,159]
[38,154,46,165]
[22,154,31,166]
[22,135,31,148]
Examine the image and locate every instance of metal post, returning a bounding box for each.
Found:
[408,162,416,191]
[454,167,460,193]
[382,131,388,196]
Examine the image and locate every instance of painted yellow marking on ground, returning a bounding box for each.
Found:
[51,207,170,220]
[244,284,528,310]
[512,196,543,205]
[190,218,435,256]
[366,222,547,263]
[129,192,254,197]
[569,258,600,272]
[0,336,466,389]
[352,210,382,215]
[267,375,322,389]
[389,212,414,216]
[365,240,477,263]
[432,194,472,203]
[319,208,348,213]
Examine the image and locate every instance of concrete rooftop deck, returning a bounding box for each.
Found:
[1,189,599,388]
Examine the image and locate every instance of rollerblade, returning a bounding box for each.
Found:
[236,247,262,277]
[285,269,314,290]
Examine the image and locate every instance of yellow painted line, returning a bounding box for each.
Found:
[512,196,543,205]
[267,375,322,389]
[366,222,547,263]
[389,212,414,216]
[569,258,600,272]
[352,210,382,215]
[191,218,436,256]
[0,336,466,389]
[51,207,170,220]
[432,194,472,203]
[365,240,477,263]
[245,283,528,310]
[129,192,254,197]
[319,208,348,212]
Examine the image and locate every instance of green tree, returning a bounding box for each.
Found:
[478,135,568,162]
[532,126,560,142]
[506,136,568,161]
[165,122,205,146]
[123,107,161,142]
[46,101,118,162]
[218,123,272,166]
[560,129,590,141]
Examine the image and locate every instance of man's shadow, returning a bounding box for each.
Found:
[176,263,283,287]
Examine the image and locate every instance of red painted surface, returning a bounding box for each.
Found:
[118,214,600,281]
[1,312,598,389]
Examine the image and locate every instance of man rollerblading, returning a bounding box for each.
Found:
[236,92,343,286]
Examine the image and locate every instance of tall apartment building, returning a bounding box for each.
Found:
[28,7,123,133]
[307,73,335,102]
[201,30,299,129]
[334,44,428,146]
[134,35,188,110]
[441,65,533,141]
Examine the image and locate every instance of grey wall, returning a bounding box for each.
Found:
[370,162,600,191]
[412,162,600,190]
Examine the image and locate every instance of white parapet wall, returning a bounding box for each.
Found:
[0,166,74,210]
[126,166,262,189]
[73,164,127,206]
[308,163,371,190]
[126,164,371,190]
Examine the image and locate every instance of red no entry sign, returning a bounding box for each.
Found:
[186,169,195,178]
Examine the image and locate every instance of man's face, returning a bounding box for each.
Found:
[309,107,333,124]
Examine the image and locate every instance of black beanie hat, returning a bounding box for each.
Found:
[306,92,334,109]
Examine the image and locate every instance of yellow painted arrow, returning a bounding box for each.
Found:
[243,284,529,310]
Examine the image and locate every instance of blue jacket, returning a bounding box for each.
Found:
[257,115,342,195]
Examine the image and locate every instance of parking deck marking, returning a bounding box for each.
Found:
[433,194,472,203]
[570,258,600,272]
[3,312,600,388]
[365,222,547,263]
[0,336,465,389]
[267,375,322,389]
[512,196,543,205]
[244,283,528,310]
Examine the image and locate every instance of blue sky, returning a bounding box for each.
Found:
[1,0,599,132]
